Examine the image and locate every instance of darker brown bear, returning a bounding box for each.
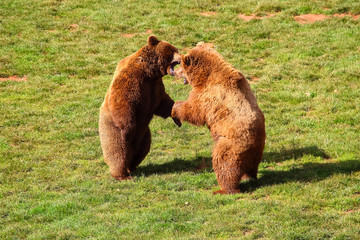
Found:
[99,36,181,180]
[171,43,266,194]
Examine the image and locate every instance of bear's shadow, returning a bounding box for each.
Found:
[136,146,360,192]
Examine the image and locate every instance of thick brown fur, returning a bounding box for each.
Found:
[171,43,266,194]
[99,36,181,180]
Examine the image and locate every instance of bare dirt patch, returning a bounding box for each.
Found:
[293,14,329,24]
[333,13,360,20]
[0,75,28,82]
[200,12,217,17]
[294,13,360,24]
[238,13,276,21]
[68,24,79,31]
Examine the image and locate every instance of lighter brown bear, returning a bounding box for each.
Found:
[171,43,266,194]
[99,36,181,180]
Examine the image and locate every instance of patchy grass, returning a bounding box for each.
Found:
[1,0,359,239]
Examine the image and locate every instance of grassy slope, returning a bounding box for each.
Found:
[1,0,359,239]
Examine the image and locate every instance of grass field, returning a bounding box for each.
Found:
[1,0,360,239]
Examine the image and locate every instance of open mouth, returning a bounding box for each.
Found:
[169,60,180,76]
[168,55,188,84]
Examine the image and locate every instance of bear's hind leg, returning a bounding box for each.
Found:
[212,142,242,195]
[212,162,242,195]
[128,127,151,172]
[99,112,133,180]
[241,168,258,181]
[241,146,263,181]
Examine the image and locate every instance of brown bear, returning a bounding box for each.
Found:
[171,43,266,194]
[99,36,181,181]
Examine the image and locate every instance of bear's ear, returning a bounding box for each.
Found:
[183,55,191,66]
[196,41,205,47]
[147,35,160,46]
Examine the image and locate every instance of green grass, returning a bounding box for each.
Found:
[1,0,360,239]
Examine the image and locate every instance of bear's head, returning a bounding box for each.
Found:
[172,43,220,86]
[145,35,181,76]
